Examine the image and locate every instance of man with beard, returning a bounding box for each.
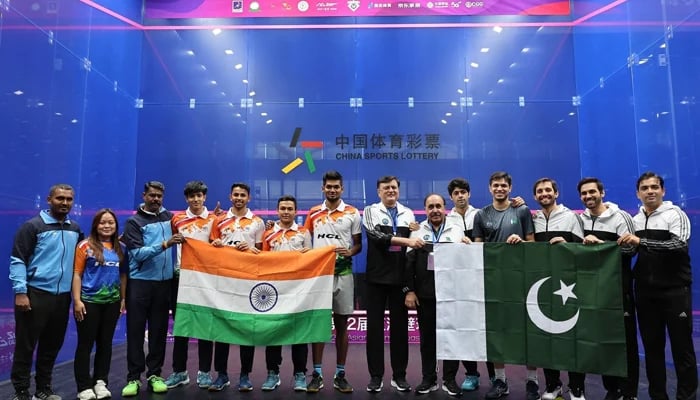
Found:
[304,171,362,393]
[531,178,585,400]
[10,184,84,400]
[577,177,638,400]
[121,181,185,397]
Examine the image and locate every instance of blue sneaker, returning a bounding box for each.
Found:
[294,372,307,391]
[261,371,281,391]
[197,371,213,389]
[238,374,253,392]
[209,373,230,392]
[165,371,190,388]
[461,375,479,391]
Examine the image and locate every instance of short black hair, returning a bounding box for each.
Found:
[184,181,208,196]
[577,177,604,193]
[377,175,400,188]
[231,182,251,194]
[144,181,165,192]
[489,171,512,186]
[323,170,343,185]
[533,178,558,195]
[48,184,74,197]
[447,178,470,196]
[277,195,297,209]
[636,171,665,190]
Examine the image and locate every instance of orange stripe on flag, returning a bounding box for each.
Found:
[181,239,336,281]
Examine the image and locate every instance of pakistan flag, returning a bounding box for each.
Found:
[434,242,626,377]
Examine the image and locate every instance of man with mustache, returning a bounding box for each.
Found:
[121,181,185,397]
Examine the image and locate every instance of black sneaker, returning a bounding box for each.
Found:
[333,371,353,393]
[11,391,31,400]
[569,387,585,400]
[526,380,541,400]
[391,377,411,392]
[415,380,438,394]
[485,379,509,399]
[33,387,61,400]
[366,376,383,393]
[307,372,324,393]
[604,391,622,400]
[442,380,463,396]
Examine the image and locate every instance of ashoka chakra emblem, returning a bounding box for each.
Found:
[249,282,278,312]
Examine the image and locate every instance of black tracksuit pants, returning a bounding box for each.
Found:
[74,301,121,392]
[365,282,408,380]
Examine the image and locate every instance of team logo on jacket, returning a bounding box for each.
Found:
[382,218,389,225]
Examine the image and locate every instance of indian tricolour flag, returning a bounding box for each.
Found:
[435,242,627,377]
[174,239,336,346]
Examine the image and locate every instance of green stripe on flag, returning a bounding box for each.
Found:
[174,303,332,346]
[483,242,626,377]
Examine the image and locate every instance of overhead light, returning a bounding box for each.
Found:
[220,91,226,96]
[521,47,530,53]
[638,58,649,65]
[569,112,576,116]
[660,111,670,115]
[457,89,463,94]
[464,78,470,83]
[55,112,62,116]
[71,119,78,124]
[255,102,263,106]
[440,119,447,124]
[492,26,503,33]
[37,102,45,106]
[470,62,479,68]
[450,101,457,106]
[210,80,217,85]
[266,119,272,124]
[212,28,222,36]
[488,90,493,95]
[200,64,207,71]
[225,49,234,55]
[472,112,478,116]
[445,112,452,117]
[537,26,544,32]
[509,62,517,68]
[13,90,24,95]
[242,79,249,84]
[659,43,666,49]
[639,118,649,123]
[497,78,504,84]
[234,64,243,70]
[480,48,489,53]
[249,91,256,96]
[186,50,195,56]
[261,112,268,116]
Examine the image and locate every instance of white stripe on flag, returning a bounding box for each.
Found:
[178,269,333,315]
[434,242,487,361]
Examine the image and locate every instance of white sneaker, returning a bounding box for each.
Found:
[542,385,562,400]
[569,388,585,400]
[77,388,97,400]
[93,380,111,399]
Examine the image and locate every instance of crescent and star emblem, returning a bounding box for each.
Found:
[526,276,579,334]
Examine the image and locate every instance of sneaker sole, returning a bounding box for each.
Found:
[238,386,253,392]
[334,386,354,393]
[307,383,324,393]
[166,379,190,389]
[209,382,231,392]
[261,381,281,391]
[366,383,383,393]
[417,386,438,394]
[294,386,308,392]
[390,381,411,392]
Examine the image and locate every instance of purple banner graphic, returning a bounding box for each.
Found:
[145,0,571,19]
[167,310,421,344]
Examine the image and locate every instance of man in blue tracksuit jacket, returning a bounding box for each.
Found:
[9,184,83,400]
[120,181,185,397]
